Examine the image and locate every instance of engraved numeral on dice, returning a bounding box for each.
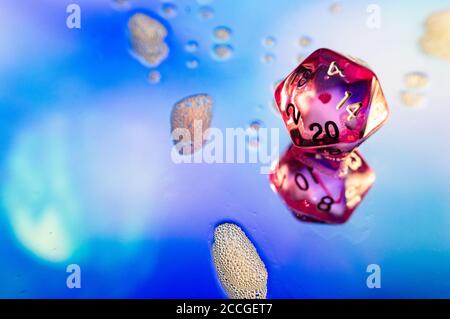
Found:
[286,103,301,125]
[346,102,362,120]
[327,61,345,77]
[318,196,334,212]
[336,91,352,110]
[336,91,362,121]
[295,167,318,191]
[310,121,340,143]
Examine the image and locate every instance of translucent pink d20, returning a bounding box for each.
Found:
[274,48,389,159]
[269,145,375,224]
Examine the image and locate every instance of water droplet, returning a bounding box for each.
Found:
[198,6,214,20]
[128,13,169,67]
[212,44,234,61]
[185,40,199,53]
[330,2,342,14]
[212,223,268,299]
[404,71,429,89]
[400,91,425,108]
[213,26,232,42]
[160,2,178,18]
[262,36,276,48]
[298,36,312,48]
[421,10,450,61]
[148,70,161,84]
[111,0,130,11]
[186,58,199,69]
[261,53,275,64]
[171,94,213,155]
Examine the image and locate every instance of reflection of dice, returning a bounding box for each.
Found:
[274,48,389,159]
[269,145,375,224]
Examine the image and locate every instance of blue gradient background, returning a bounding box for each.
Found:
[1,0,450,298]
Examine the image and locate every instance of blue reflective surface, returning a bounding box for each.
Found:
[1,0,450,298]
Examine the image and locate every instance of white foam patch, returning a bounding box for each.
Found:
[212,223,268,299]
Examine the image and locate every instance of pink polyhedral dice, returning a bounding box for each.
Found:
[269,145,375,224]
[274,48,389,159]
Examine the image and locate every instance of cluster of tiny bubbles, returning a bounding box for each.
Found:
[262,36,277,48]
[261,53,275,64]
[160,2,178,19]
[127,13,169,68]
[211,223,268,299]
[170,94,213,155]
[147,70,161,84]
[213,26,232,42]
[212,44,234,61]
[246,120,264,151]
[420,10,450,61]
[400,71,429,108]
[184,40,199,53]
[186,58,199,69]
[198,6,215,20]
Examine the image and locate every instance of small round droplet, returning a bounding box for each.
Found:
[111,0,130,11]
[212,44,234,61]
[262,36,276,48]
[298,36,312,48]
[198,6,214,20]
[160,2,178,18]
[404,72,429,89]
[213,26,232,42]
[400,91,425,107]
[261,53,275,64]
[185,40,199,53]
[186,58,199,69]
[148,70,161,84]
[330,2,342,14]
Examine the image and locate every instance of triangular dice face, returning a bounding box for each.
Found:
[275,48,389,159]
